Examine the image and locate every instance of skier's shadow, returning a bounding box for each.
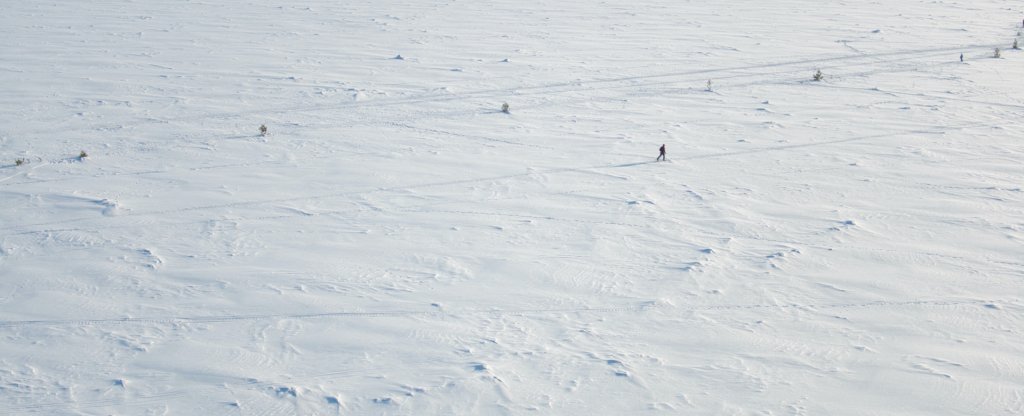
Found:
[611,161,658,168]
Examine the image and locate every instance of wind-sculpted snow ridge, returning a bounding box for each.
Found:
[1,0,1023,414]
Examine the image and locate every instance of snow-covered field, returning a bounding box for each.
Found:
[2,0,1023,414]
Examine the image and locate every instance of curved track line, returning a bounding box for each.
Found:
[19,43,1004,137]
[0,302,658,328]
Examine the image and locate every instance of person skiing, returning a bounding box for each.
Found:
[960,53,964,62]
[657,144,666,161]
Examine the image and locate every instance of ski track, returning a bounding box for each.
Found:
[0,122,994,234]
[0,298,1004,330]
[9,42,1007,138]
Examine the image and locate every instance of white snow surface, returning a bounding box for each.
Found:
[1,0,1023,414]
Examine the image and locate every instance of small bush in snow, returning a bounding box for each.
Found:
[79,150,88,159]
[993,48,1001,58]
[813,69,824,81]
[259,124,268,136]
[501,103,510,114]
[15,158,25,166]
